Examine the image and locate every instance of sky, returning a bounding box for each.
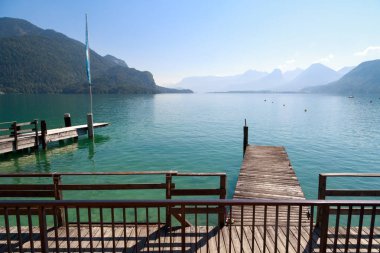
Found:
[1,0,380,86]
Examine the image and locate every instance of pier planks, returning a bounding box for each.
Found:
[0,123,108,154]
[233,145,307,225]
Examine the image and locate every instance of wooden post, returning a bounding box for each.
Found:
[319,205,329,253]
[12,122,18,151]
[316,174,327,227]
[38,207,48,253]
[33,119,39,148]
[243,119,248,156]
[41,120,47,150]
[218,175,226,227]
[87,113,94,139]
[53,175,64,226]
[165,173,172,227]
[64,113,72,127]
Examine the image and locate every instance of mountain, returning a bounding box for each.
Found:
[0,17,191,94]
[304,60,380,94]
[278,63,340,92]
[232,69,285,91]
[337,66,355,76]
[283,68,303,82]
[175,70,267,93]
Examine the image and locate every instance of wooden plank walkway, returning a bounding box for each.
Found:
[0,123,108,154]
[1,225,378,252]
[232,145,307,225]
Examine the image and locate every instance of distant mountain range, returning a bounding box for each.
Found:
[304,60,380,94]
[0,17,192,94]
[176,63,358,93]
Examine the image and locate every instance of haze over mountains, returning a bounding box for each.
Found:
[0,17,191,94]
[176,63,357,93]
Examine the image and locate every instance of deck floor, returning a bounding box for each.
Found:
[1,225,379,252]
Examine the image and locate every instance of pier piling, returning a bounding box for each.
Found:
[87,113,94,139]
[243,119,248,156]
[64,113,72,127]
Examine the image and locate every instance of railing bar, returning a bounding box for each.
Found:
[206,205,209,253]
[217,206,221,253]
[252,205,255,253]
[158,207,161,252]
[169,205,172,253]
[112,207,116,253]
[146,207,150,252]
[100,207,105,253]
[27,207,35,252]
[240,205,244,253]
[134,207,138,253]
[4,208,11,253]
[274,205,278,253]
[308,205,314,253]
[76,207,82,253]
[195,205,198,253]
[65,207,71,252]
[286,205,290,253]
[333,206,341,253]
[344,205,353,253]
[88,207,94,253]
[53,206,59,252]
[367,206,376,253]
[229,205,232,253]
[123,207,127,250]
[263,205,267,253]
[16,207,24,253]
[356,206,364,253]
[297,205,302,253]
[38,207,48,253]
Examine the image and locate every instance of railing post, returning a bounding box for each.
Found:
[165,173,172,227]
[53,174,64,226]
[38,206,48,253]
[316,174,327,227]
[181,204,186,252]
[243,119,248,156]
[41,120,47,150]
[218,174,226,227]
[319,205,329,253]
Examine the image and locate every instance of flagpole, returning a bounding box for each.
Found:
[85,14,94,138]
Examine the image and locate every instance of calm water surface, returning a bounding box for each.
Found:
[1,93,380,200]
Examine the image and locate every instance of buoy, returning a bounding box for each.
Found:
[370,100,373,103]
[264,99,267,102]
[283,104,285,106]
[304,109,307,112]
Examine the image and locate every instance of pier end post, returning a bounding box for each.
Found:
[87,113,94,139]
[243,119,248,156]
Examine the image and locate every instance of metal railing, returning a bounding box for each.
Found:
[1,199,380,252]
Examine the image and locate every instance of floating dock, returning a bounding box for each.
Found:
[0,117,108,154]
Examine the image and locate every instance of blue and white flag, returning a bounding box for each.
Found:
[85,14,91,85]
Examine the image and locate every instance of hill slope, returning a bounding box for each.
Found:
[0,17,191,94]
[304,60,380,94]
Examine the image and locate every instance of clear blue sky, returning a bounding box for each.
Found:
[1,0,380,85]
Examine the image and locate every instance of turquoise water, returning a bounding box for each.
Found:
[1,93,380,200]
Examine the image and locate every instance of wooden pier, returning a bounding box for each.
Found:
[0,115,108,154]
[232,145,307,225]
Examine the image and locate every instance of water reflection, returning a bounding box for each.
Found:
[0,134,110,173]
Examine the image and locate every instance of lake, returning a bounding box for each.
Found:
[1,93,380,200]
